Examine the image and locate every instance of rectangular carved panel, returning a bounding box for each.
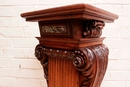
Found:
[39,21,72,38]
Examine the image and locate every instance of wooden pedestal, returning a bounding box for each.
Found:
[21,3,118,87]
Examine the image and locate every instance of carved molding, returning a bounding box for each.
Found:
[35,44,108,87]
[35,44,74,60]
[83,20,105,38]
[34,44,74,86]
[73,44,109,87]
[41,47,73,59]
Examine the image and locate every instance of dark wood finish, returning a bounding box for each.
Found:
[21,3,118,87]
[21,3,118,22]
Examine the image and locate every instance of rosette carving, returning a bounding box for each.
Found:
[73,44,109,87]
[73,55,85,68]
[83,20,105,38]
[35,45,44,60]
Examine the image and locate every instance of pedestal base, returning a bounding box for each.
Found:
[21,3,118,87]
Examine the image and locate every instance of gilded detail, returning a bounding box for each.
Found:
[42,25,67,33]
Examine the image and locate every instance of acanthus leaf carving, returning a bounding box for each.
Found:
[73,44,109,87]
[83,20,105,38]
[35,44,108,87]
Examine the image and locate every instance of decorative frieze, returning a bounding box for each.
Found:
[39,22,72,37]
[41,25,67,33]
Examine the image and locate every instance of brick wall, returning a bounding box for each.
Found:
[0,0,130,87]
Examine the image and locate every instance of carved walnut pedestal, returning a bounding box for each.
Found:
[21,4,118,87]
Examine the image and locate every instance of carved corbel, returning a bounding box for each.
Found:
[73,44,109,87]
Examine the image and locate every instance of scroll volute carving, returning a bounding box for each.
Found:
[35,45,48,84]
[73,44,109,87]
[83,20,105,38]
[34,44,74,86]
[34,44,109,87]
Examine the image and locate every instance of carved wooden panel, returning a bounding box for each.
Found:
[39,21,72,37]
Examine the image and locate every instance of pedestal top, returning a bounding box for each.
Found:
[21,3,118,22]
